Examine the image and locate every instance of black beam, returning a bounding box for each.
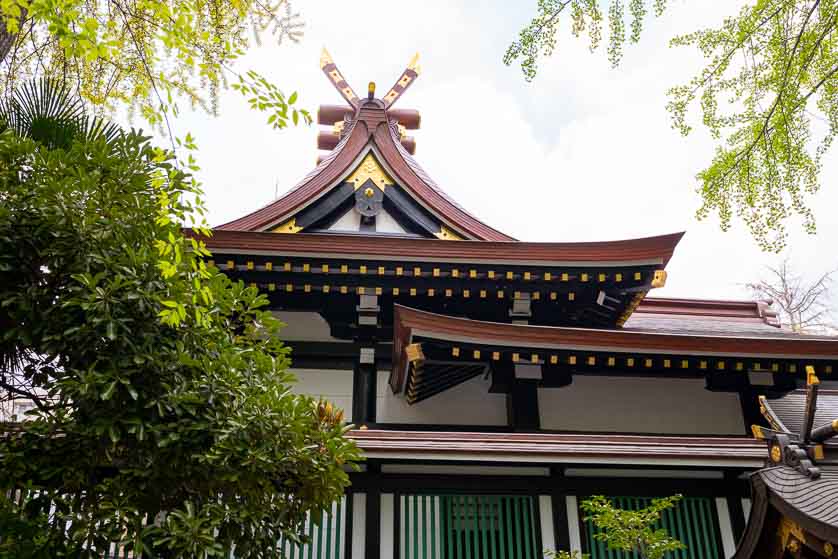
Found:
[352,356,377,426]
[725,471,747,542]
[383,185,442,237]
[738,388,764,435]
[295,182,355,229]
[347,472,739,497]
[551,467,572,552]
[508,379,540,430]
[343,491,354,559]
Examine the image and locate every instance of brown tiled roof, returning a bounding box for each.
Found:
[760,466,838,532]
[761,389,838,448]
[635,297,780,326]
[190,229,684,266]
[624,315,797,338]
[394,304,838,359]
[734,465,838,556]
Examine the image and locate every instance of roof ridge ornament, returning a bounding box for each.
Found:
[320,47,360,108]
[319,48,421,110]
[752,366,837,481]
[382,52,421,108]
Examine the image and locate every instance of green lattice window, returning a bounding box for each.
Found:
[279,496,346,559]
[581,496,722,559]
[399,494,540,559]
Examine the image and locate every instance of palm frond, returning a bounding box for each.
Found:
[0,79,122,148]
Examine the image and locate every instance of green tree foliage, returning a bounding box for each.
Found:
[0,0,309,131]
[580,495,685,559]
[544,495,685,559]
[506,1,838,252]
[0,80,359,557]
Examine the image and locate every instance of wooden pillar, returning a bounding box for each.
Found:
[725,471,747,542]
[353,294,379,426]
[550,467,572,552]
[738,387,763,435]
[507,379,540,430]
[352,352,377,425]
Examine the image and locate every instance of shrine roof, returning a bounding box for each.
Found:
[760,389,838,449]
[625,314,797,338]
[217,51,513,241]
[194,229,683,267]
[734,388,838,556]
[393,304,838,358]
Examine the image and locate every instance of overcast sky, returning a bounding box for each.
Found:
[161,0,838,307]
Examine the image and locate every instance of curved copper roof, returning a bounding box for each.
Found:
[195,229,684,266]
[393,305,838,358]
[217,100,515,241]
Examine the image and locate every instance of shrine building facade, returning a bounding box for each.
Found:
[197,51,838,559]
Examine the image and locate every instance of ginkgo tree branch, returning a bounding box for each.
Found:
[0,0,306,137]
[507,0,838,252]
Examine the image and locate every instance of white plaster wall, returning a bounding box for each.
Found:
[376,370,507,425]
[538,375,744,435]
[289,368,354,422]
[375,208,408,234]
[273,311,343,342]
[327,207,362,231]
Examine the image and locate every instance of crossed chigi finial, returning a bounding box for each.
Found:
[319,48,421,109]
[754,366,838,480]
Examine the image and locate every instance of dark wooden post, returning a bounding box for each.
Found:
[352,294,379,426]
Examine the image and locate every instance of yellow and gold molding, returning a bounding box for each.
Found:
[273,218,303,234]
[434,225,463,241]
[346,153,394,190]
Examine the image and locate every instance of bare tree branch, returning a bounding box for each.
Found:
[747,258,836,332]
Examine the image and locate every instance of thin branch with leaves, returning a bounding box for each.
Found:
[506,1,838,252]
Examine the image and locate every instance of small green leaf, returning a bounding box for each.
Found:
[102,381,118,400]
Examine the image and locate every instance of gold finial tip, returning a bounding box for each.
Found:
[651,269,668,288]
[320,47,333,69]
[368,81,376,99]
[408,52,421,74]
[807,365,820,385]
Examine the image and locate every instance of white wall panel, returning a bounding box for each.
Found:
[380,493,395,559]
[351,493,366,559]
[539,495,557,553]
[290,368,354,422]
[539,376,744,435]
[274,311,343,341]
[715,497,737,558]
[376,371,507,425]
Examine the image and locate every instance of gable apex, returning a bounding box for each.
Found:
[217,52,514,241]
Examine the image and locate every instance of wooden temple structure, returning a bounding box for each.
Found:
[195,51,838,558]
